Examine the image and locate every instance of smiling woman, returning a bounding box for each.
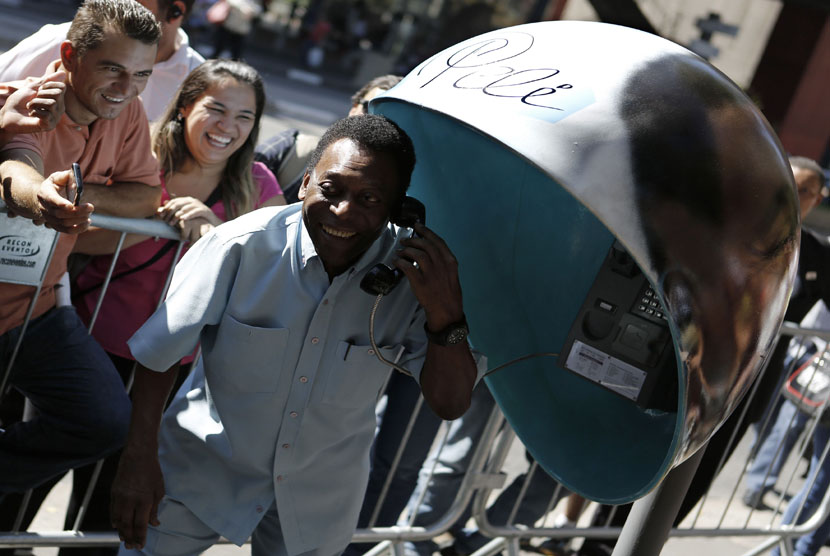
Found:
[152,59,284,224]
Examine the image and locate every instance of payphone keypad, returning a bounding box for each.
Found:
[636,285,667,323]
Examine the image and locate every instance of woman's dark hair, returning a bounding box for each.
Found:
[153,59,266,218]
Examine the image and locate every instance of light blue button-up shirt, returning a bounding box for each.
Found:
[128,204,429,554]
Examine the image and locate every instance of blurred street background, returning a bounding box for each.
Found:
[1,0,826,176]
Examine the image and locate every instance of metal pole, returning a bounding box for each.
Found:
[611,445,706,556]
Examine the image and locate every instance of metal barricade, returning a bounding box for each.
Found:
[348,322,830,556]
[2,208,830,556]
[0,210,183,550]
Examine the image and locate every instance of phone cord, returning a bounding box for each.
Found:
[368,294,559,379]
[369,293,413,377]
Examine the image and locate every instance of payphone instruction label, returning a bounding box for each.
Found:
[564,340,646,401]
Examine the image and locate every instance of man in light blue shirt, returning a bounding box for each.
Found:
[110,115,479,556]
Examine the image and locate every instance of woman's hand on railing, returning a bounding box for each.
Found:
[157,196,221,243]
[158,196,221,227]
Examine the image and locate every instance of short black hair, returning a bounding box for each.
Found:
[68,0,161,58]
[307,115,416,196]
[350,75,403,107]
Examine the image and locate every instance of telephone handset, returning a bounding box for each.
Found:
[360,196,426,296]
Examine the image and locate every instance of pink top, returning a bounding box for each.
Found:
[74,162,281,361]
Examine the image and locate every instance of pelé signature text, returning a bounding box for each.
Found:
[416,32,574,111]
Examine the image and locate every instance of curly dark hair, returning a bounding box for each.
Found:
[68,0,161,58]
[306,115,416,197]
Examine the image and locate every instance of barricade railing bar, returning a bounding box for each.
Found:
[2,210,830,555]
[0,210,185,549]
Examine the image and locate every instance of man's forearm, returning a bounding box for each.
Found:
[0,157,47,219]
[125,363,180,454]
[419,343,477,421]
[112,362,176,550]
[85,181,161,218]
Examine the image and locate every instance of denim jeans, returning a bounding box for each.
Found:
[343,371,444,556]
[402,383,496,556]
[745,399,810,496]
[0,306,131,493]
[452,453,569,555]
[772,422,830,556]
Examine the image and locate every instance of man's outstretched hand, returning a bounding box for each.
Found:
[33,169,93,233]
[0,70,66,140]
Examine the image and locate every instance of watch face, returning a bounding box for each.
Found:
[447,327,468,344]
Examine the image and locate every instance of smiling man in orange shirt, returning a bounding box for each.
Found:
[0,0,162,497]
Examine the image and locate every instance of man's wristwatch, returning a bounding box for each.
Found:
[425,316,469,346]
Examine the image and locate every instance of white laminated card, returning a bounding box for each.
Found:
[0,211,58,286]
[564,339,647,401]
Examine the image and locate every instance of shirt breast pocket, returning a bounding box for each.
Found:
[321,342,405,407]
[206,313,290,393]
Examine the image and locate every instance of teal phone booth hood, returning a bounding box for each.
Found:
[371,21,799,503]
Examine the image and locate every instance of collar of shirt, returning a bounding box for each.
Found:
[58,111,90,137]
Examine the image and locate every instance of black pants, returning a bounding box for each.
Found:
[0,354,187,556]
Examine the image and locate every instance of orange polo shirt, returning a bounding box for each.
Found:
[0,62,159,334]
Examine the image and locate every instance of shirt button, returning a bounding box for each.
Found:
[256,505,264,513]
[367,349,375,355]
[290,411,298,418]
[276,475,284,482]
[282,443,290,449]
[311,337,319,344]
[323,299,329,305]
[299,376,308,383]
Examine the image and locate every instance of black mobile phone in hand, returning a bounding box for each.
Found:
[71,163,84,206]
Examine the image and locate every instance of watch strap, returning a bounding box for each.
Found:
[424,315,469,346]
